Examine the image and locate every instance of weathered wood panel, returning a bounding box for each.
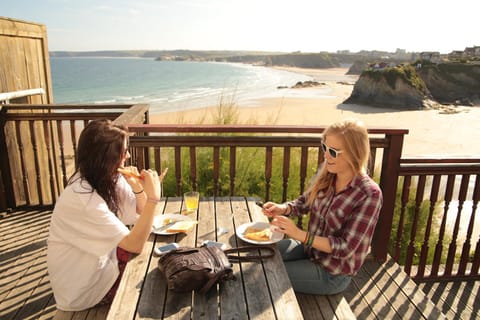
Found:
[0,17,52,103]
[1,17,53,210]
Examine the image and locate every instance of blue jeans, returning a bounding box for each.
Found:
[277,239,351,295]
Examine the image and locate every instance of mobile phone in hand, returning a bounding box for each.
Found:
[154,243,179,256]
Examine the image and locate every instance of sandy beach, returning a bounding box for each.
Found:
[151,67,480,157]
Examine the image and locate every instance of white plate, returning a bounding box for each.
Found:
[152,213,193,235]
[236,221,284,245]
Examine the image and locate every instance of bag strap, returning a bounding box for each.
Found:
[224,245,275,262]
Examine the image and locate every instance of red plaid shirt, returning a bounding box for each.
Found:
[288,174,382,276]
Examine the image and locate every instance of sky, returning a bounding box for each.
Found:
[2,0,479,54]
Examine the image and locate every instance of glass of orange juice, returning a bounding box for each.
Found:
[183,191,200,214]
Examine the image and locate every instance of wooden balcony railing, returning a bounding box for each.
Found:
[0,104,149,210]
[1,103,479,284]
[394,158,480,282]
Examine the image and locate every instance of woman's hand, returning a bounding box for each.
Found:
[270,215,300,238]
[119,166,143,192]
[262,201,288,217]
[141,169,161,200]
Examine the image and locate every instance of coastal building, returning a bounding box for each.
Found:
[464,46,480,57]
[419,51,440,63]
[448,50,465,59]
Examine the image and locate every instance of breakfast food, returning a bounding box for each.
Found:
[117,167,141,179]
[243,226,272,241]
[166,220,198,233]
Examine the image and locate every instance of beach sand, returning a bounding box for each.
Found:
[151,67,480,157]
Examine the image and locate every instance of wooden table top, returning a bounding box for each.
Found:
[106,196,303,320]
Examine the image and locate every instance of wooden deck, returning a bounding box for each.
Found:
[1,208,478,320]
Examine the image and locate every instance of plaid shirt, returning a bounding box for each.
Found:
[288,174,382,276]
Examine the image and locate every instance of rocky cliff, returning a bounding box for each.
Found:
[344,62,480,109]
[417,63,480,105]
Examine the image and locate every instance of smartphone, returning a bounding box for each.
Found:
[201,240,227,250]
[255,200,264,208]
[154,243,179,256]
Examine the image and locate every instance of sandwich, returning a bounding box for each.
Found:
[166,220,198,233]
[117,167,141,179]
[243,226,272,241]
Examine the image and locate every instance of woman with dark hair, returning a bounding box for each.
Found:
[47,119,162,311]
[262,119,383,295]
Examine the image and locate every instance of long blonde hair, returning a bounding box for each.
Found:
[304,119,370,206]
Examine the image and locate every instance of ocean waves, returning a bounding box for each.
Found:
[51,57,312,114]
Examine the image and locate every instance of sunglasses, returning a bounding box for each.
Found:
[321,142,343,158]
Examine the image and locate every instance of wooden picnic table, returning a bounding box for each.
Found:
[106,196,303,320]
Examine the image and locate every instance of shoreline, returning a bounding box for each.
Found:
[150,67,480,157]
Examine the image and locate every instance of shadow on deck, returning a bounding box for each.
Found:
[1,209,478,320]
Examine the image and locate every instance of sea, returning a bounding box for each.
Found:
[50,57,315,114]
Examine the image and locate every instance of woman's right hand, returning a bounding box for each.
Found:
[262,202,288,217]
[140,169,161,201]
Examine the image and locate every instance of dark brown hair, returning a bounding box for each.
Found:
[72,119,129,213]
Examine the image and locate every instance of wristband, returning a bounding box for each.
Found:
[305,232,315,248]
[303,231,309,244]
[133,189,144,194]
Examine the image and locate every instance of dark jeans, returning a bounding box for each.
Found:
[278,239,351,295]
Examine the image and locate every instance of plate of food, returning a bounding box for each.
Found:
[236,221,284,245]
[152,214,197,235]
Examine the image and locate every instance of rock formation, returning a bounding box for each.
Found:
[344,62,480,109]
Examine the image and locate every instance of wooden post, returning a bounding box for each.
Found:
[371,132,405,262]
[0,109,16,210]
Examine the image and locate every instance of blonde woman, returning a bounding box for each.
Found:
[262,119,382,295]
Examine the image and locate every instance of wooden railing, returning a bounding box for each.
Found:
[0,104,149,210]
[393,158,480,282]
[1,103,479,283]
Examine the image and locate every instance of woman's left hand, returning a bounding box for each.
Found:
[270,215,299,237]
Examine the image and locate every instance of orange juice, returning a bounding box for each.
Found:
[184,191,199,212]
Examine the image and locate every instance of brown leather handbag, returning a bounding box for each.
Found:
[157,245,275,293]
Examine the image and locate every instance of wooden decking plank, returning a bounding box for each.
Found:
[418,280,477,320]
[416,263,478,319]
[295,293,326,320]
[361,259,424,319]
[341,267,375,320]
[342,277,376,319]
[314,295,338,320]
[382,257,446,319]
[37,295,58,320]
[13,263,55,320]
[347,260,401,319]
[327,293,356,320]
[8,248,50,318]
[0,210,51,320]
